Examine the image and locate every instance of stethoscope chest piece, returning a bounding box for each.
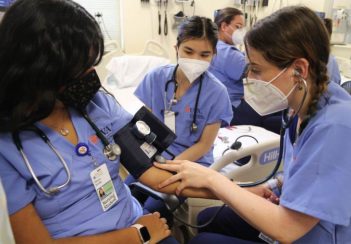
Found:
[103,143,121,161]
[191,123,198,133]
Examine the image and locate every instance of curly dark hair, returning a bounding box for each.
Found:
[0,0,104,132]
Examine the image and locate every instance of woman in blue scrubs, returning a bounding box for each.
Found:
[155,6,351,243]
[130,15,232,226]
[210,7,282,134]
[0,1,212,243]
[135,16,232,167]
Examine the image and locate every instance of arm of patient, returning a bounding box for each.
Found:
[138,166,216,199]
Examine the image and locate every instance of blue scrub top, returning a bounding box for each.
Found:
[327,55,341,85]
[209,40,246,107]
[0,92,143,238]
[281,82,351,243]
[134,64,232,166]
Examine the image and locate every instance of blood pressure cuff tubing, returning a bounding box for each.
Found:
[113,106,176,179]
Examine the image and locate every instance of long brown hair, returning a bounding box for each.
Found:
[214,7,243,29]
[245,6,330,133]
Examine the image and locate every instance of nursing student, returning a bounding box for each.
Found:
[127,15,232,225]
[155,6,351,243]
[210,7,282,134]
[135,16,232,167]
[0,0,213,243]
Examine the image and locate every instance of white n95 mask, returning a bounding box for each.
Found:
[232,28,246,45]
[178,58,210,83]
[244,68,297,116]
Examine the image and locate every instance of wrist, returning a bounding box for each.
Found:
[207,171,226,192]
[131,224,150,244]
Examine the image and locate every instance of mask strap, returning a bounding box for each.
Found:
[284,83,298,99]
[265,67,287,86]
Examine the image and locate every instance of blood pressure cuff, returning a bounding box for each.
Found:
[113,106,176,179]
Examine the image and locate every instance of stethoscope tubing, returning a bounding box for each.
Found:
[13,126,71,195]
[164,65,202,133]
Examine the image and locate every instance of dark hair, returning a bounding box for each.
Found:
[245,6,330,133]
[214,7,243,28]
[0,0,104,132]
[177,16,218,52]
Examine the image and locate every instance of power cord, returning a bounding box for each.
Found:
[166,199,227,229]
[221,134,259,156]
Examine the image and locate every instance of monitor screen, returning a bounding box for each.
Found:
[0,0,15,11]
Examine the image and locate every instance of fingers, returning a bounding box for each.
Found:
[153,162,180,173]
[175,182,186,196]
[152,211,161,218]
[158,173,182,188]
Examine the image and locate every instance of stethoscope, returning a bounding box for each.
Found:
[238,77,308,188]
[163,64,203,133]
[12,109,122,195]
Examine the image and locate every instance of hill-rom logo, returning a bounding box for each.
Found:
[259,148,279,165]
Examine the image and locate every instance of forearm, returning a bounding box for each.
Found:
[139,166,215,199]
[54,228,141,244]
[174,141,212,162]
[175,122,220,162]
[207,173,318,243]
[11,204,142,244]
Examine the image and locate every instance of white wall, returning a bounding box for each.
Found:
[121,0,334,61]
[333,0,351,8]
[121,0,234,60]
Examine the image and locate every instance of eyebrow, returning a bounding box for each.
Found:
[183,46,212,54]
[248,62,260,66]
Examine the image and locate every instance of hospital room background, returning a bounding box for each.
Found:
[1,0,351,103]
[89,0,350,113]
[1,0,351,243]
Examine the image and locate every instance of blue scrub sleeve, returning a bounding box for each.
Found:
[225,50,246,81]
[206,87,233,127]
[92,91,133,132]
[280,124,351,226]
[327,55,341,85]
[0,154,36,214]
[134,72,154,108]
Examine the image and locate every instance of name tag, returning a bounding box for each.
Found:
[164,110,176,133]
[90,163,118,211]
[258,232,278,244]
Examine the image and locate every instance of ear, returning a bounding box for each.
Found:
[292,58,309,79]
[220,22,229,32]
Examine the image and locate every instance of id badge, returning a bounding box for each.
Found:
[258,232,278,244]
[90,163,118,211]
[164,110,176,133]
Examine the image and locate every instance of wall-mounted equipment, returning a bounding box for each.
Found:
[331,8,351,44]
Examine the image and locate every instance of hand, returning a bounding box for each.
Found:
[135,212,170,244]
[154,160,221,195]
[246,184,279,204]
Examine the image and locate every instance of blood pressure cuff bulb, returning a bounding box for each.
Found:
[113,106,176,179]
